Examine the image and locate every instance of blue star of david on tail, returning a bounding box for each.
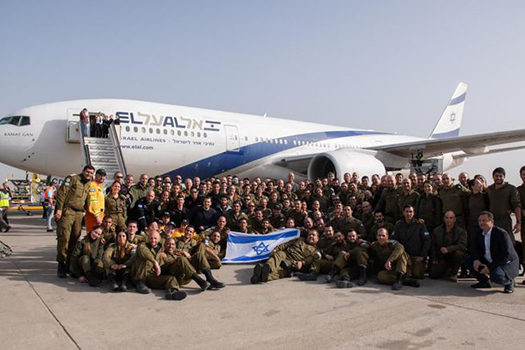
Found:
[252,242,270,256]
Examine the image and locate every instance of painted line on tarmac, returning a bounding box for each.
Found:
[8,257,82,350]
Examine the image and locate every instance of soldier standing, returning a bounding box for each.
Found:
[439,173,469,229]
[486,167,521,243]
[54,165,94,278]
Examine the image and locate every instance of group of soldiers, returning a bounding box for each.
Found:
[52,165,525,299]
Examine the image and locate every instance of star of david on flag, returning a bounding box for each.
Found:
[222,228,300,264]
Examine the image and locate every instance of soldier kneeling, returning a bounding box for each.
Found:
[103,231,134,292]
[251,230,320,284]
[130,231,211,300]
[176,226,225,289]
[369,228,419,290]
[69,226,105,287]
[328,230,369,288]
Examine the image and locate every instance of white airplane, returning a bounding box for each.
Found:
[1,83,525,181]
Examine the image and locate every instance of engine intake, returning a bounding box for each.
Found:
[307,150,386,180]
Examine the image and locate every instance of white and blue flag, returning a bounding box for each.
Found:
[222,229,300,264]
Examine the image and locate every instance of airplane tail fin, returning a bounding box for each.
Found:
[429,82,468,139]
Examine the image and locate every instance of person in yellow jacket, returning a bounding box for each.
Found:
[0,181,11,232]
[85,169,107,233]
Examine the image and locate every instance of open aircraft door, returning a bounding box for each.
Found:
[225,124,240,152]
[66,109,81,143]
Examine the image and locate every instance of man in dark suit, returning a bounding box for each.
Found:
[469,211,519,293]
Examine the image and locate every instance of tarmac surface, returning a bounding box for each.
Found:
[1,213,525,350]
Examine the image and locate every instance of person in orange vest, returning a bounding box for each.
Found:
[44,181,57,232]
[85,169,106,233]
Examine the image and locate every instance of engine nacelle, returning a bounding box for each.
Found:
[307,150,386,181]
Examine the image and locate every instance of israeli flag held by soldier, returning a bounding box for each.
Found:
[222,229,300,264]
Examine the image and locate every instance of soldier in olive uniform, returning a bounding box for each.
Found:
[334,206,366,238]
[176,225,225,289]
[391,205,431,279]
[130,232,209,300]
[250,230,321,283]
[128,173,149,209]
[439,173,469,229]
[54,165,94,278]
[397,178,420,217]
[328,230,369,286]
[429,211,467,281]
[226,201,249,231]
[103,231,134,292]
[369,228,416,290]
[105,181,127,232]
[375,175,400,224]
[69,226,105,286]
[486,167,521,243]
[415,181,442,236]
[101,216,117,247]
[203,231,224,269]
[368,211,394,242]
[316,226,343,274]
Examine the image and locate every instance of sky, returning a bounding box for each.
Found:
[1,1,525,184]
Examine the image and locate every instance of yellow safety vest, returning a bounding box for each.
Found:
[86,181,105,216]
[0,191,9,207]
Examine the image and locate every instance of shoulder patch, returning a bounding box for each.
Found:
[423,231,430,236]
[63,177,71,187]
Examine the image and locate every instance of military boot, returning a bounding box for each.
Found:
[108,274,119,292]
[166,289,187,300]
[392,272,404,290]
[357,265,367,286]
[119,275,128,292]
[192,273,211,291]
[402,278,420,288]
[279,261,292,277]
[250,263,262,284]
[335,275,354,288]
[57,262,67,278]
[260,263,270,282]
[325,265,340,283]
[87,271,102,287]
[296,272,318,281]
[202,269,225,289]
[135,281,151,294]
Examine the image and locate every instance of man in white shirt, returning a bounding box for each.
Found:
[469,211,519,294]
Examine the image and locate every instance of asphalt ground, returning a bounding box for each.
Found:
[1,213,525,350]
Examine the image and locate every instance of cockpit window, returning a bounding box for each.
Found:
[20,116,30,126]
[0,116,30,126]
[9,116,21,126]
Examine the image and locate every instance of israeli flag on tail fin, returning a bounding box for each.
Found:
[222,229,300,264]
[429,82,468,139]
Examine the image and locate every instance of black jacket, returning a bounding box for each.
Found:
[470,225,519,279]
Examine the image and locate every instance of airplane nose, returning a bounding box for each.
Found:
[0,115,34,167]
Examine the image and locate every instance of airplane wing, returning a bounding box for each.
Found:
[365,129,525,158]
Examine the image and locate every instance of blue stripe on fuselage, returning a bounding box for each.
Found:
[162,129,384,179]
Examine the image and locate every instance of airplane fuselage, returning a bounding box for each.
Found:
[0,99,428,179]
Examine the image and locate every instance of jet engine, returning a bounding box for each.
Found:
[307,149,386,180]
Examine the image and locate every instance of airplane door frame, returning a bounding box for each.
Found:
[224,124,241,153]
[66,108,82,143]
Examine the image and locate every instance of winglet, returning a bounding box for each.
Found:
[429,82,468,139]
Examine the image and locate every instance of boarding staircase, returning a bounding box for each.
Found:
[80,123,127,176]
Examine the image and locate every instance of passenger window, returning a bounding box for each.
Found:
[20,116,30,126]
